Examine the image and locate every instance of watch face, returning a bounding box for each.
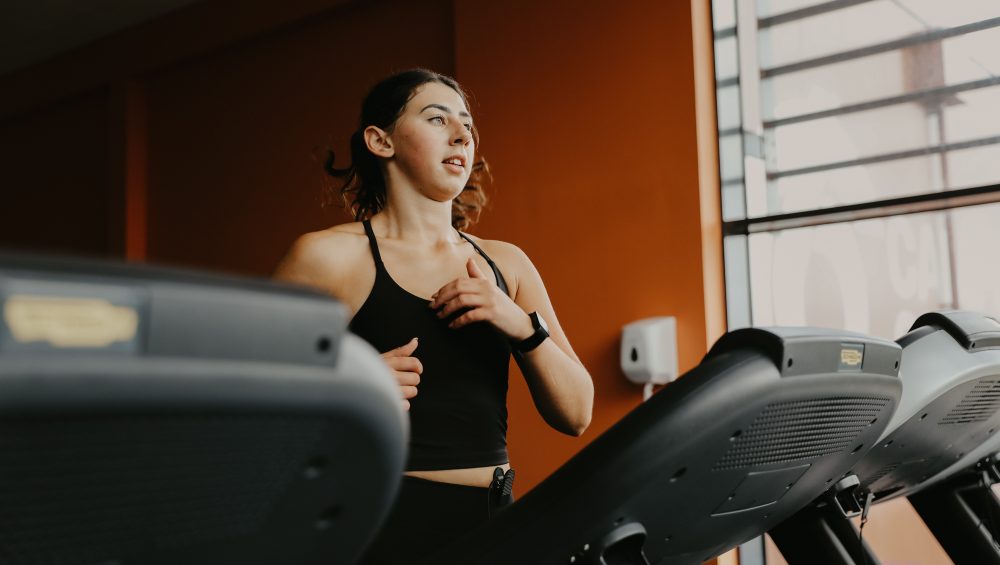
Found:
[535,312,549,333]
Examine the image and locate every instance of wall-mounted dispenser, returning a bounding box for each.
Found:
[620,316,678,401]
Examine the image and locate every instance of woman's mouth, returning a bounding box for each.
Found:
[443,157,466,174]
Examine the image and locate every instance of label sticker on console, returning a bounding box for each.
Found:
[4,294,138,348]
[839,343,865,372]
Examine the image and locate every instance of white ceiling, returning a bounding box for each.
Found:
[0,0,204,76]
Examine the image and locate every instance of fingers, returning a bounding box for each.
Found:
[394,370,420,387]
[384,355,423,374]
[396,370,419,411]
[380,338,422,411]
[383,337,418,358]
[466,257,488,279]
[449,308,488,329]
[436,293,487,319]
[430,279,471,308]
[431,278,486,309]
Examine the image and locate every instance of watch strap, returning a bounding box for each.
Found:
[513,312,549,353]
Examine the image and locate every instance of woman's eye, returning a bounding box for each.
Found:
[430,116,445,125]
[464,123,473,131]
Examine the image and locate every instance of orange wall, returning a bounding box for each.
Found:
[455,0,720,491]
[0,0,723,496]
[143,0,454,274]
[0,90,114,256]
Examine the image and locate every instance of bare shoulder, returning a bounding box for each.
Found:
[274,222,370,291]
[284,223,368,266]
[465,235,532,269]
[465,233,531,269]
[464,235,541,297]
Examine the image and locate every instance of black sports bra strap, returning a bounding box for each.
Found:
[458,232,511,297]
[361,220,384,267]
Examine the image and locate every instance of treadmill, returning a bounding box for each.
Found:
[905,312,1000,565]
[0,254,407,565]
[422,327,902,565]
[771,310,1000,565]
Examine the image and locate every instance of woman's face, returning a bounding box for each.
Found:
[387,81,475,202]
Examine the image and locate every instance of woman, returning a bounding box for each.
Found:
[274,69,593,563]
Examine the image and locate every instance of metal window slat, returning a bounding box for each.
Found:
[723,183,1000,235]
[757,0,877,29]
[769,135,1000,180]
[761,16,1000,78]
[764,76,1000,129]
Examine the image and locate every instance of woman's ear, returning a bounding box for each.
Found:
[364,125,394,158]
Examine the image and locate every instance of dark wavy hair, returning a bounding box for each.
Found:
[323,69,490,231]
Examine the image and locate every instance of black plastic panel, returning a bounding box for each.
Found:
[423,328,902,565]
[0,253,346,367]
[0,255,404,565]
[912,310,1000,351]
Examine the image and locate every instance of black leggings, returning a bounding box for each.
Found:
[358,474,514,564]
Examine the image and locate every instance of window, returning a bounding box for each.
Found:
[711,0,1000,562]
[713,0,1000,335]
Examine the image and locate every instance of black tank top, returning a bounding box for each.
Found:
[348,220,512,471]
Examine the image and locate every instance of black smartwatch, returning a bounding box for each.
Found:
[513,311,550,353]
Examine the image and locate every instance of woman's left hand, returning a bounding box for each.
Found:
[430,258,533,340]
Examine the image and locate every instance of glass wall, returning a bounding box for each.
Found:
[713,0,1000,334]
[711,0,1000,562]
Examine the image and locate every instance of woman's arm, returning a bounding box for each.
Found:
[505,247,594,436]
[430,244,594,436]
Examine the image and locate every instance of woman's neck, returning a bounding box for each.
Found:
[374,193,460,246]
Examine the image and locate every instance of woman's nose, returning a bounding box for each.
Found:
[453,127,472,146]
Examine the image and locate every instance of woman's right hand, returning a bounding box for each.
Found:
[381,338,422,410]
